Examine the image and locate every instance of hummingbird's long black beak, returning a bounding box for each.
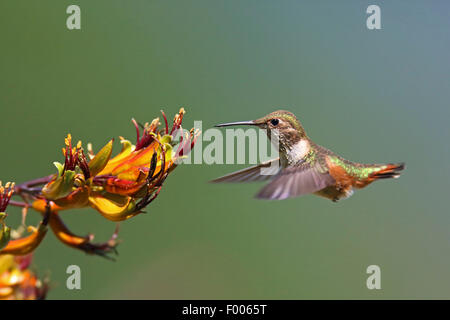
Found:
[215,120,256,128]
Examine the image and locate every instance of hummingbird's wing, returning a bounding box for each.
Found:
[256,161,335,200]
[210,158,281,183]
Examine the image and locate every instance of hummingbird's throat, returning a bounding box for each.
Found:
[284,139,311,164]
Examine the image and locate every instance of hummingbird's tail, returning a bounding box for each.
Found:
[354,162,405,188]
[368,162,405,180]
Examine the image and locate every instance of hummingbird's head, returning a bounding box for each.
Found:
[215,110,307,149]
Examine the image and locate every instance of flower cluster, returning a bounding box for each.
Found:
[0,182,14,251]
[0,109,199,260]
[0,254,48,300]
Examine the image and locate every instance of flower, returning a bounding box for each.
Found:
[4,108,199,259]
[0,254,48,300]
[0,188,49,256]
[0,182,14,250]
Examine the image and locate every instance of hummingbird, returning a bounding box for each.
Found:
[212,110,405,201]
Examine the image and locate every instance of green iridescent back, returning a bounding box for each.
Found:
[310,142,386,179]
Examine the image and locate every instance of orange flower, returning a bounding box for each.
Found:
[0,254,48,300]
[0,181,14,250]
[4,109,199,259]
[37,108,198,220]
[0,198,49,257]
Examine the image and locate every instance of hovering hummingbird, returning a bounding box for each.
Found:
[212,110,405,201]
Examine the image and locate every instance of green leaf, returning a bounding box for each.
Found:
[53,161,64,177]
[88,139,114,176]
[42,170,76,200]
[0,224,11,251]
[160,134,173,145]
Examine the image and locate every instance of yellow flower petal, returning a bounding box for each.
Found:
[0,225,47,256]
[0,255,14,276]
[0,286,13,298]
[97,138,135,175]
[88,193,137,221]
[53,186,89,210]
[48,212,89,247]
[111,141,158,176]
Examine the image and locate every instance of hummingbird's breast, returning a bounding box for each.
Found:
[288,139,310,160]
[281,139,311,166]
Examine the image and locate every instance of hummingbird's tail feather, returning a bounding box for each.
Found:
[369,162,405,180]
[352,162,405,189]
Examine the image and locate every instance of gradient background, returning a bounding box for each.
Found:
[1,0,449,299]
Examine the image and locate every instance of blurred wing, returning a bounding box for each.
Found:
[210,158,281,183]
[256,162,335,200]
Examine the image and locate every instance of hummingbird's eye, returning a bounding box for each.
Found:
[270,119,279,126]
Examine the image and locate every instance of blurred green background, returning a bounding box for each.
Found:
[1,0,449,299]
